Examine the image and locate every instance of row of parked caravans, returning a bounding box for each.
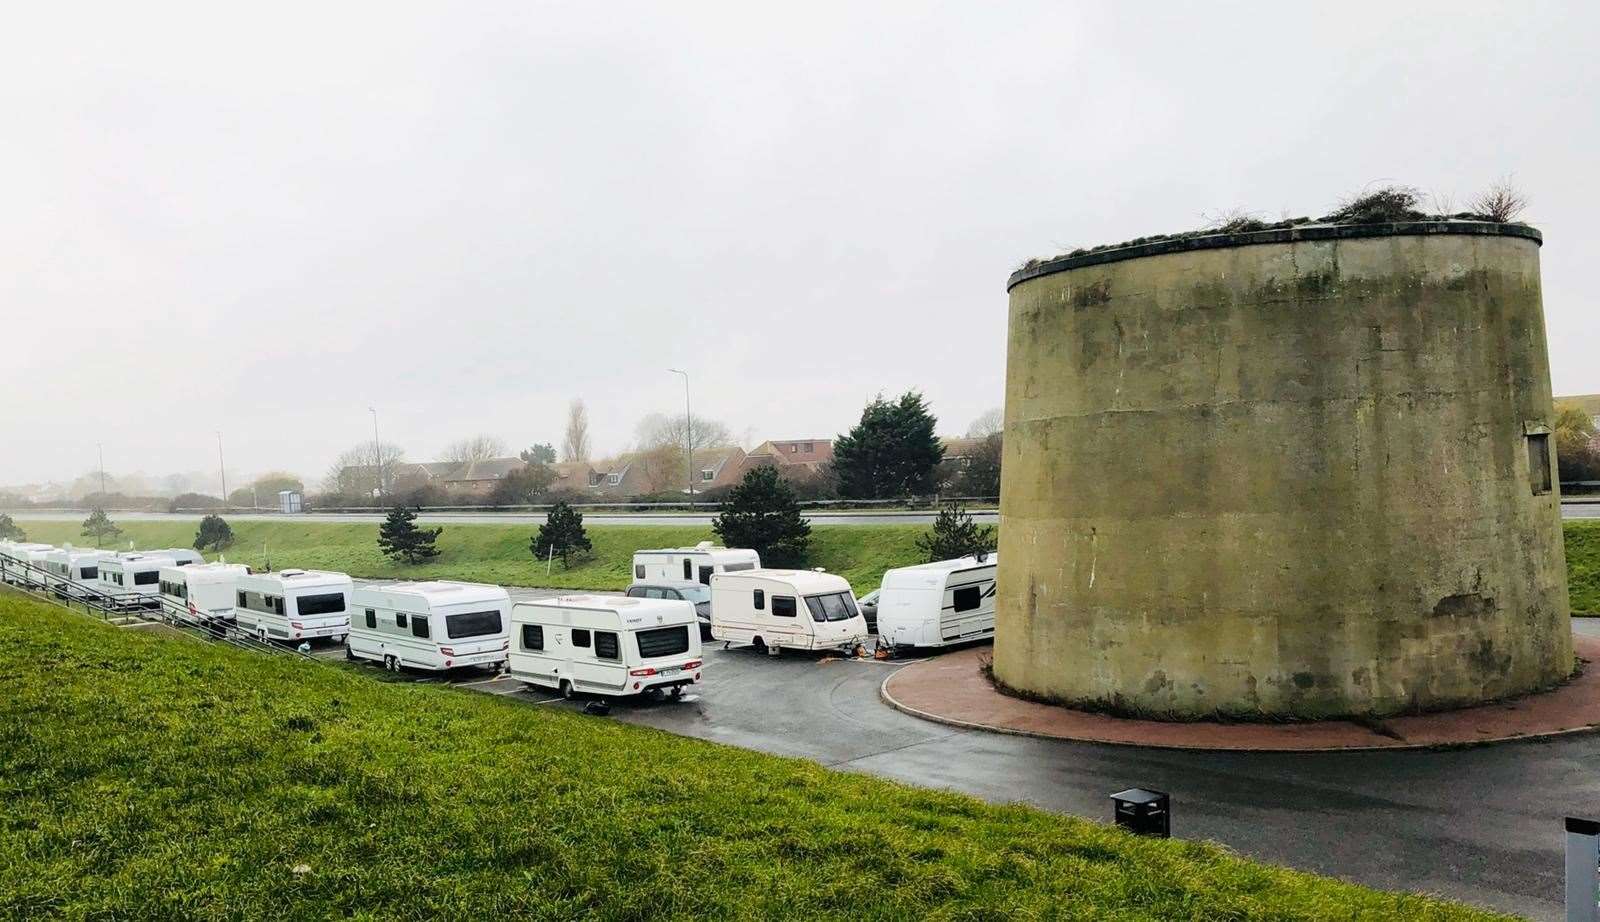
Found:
[0,539,707,701]
[624,541,999,653]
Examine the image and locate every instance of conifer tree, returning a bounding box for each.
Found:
[193,514,234,551]
[531,501,592,567]
[915,504,996,563]
[712,466,811,568]
[377,504,443,564]
[80,507,122,549]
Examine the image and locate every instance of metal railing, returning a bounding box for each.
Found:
[0,556,314,662]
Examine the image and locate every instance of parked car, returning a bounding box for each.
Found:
[857,588,880,634]
[626,579,713,640]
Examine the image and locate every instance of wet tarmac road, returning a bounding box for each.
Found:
[300,610,1600,920]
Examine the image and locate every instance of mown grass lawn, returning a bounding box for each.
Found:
[1567,520,1600,615]
[14,516,1599,612]
[13,518,927,594]
[0,591,1501,920]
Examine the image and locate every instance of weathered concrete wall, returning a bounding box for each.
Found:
[995,224,1571,718]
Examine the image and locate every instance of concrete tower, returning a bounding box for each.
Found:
[995,222,1571,718]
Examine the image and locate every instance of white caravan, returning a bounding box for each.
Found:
[10,544,58,588]
[142,548,205,567]
[348,581,509,672]
[99,552,186,607]
[235,569,353,643]
[0,542,54,586]
[709,569,870,654]
[632,542,760,587]
[508,595,703,699]
[41,547,113,598]
[874,554,998,649]
[160,562,251,626]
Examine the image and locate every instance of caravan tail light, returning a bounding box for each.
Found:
[291,622,304,630]
[683,660,702,670]
[629,667,657,677]
[440,647,456,657]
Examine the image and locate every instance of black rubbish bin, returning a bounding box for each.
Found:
[1110,788,1170,838]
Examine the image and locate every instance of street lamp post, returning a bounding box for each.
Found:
[668,369,693,504]
[96,443,106,497]
[369,407,383,499]
[216,431,227,509]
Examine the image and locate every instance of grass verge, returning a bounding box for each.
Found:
[0,591,1502,919]
[13,515,1598,612]
[13,518,927,594]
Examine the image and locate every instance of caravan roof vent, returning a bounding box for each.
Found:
[280,569,308,577]
[695,541,715,550]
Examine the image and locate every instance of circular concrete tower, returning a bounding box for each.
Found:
[994,222,1571,718]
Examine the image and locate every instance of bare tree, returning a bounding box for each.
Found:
[323,442,406,497]
[638,412,731,453]
[965,407,1004,439]
[442,434,508,464]
[634,443,684,494]
[1470,176,1528,223]
[563,399,592,462]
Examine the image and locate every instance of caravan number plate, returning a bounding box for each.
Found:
[657,666,680,676]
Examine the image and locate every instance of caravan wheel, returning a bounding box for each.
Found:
[344,646,357,662]
[751,637,766,655]
[384,655,399,672]
[559,680,574,700]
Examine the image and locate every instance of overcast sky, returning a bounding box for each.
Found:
[3,1,1597,488]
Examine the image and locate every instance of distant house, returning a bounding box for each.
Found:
[339,457,530,498]
[742,439,833,480]
[1557,394,1600,433]
[548,461,599,492]
[588,446,747,497]
[939,437,983,470]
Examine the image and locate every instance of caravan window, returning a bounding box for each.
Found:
[522,624,544,651]
[411,616,431,639]
[724,562,754,573]
[753,589,765,610]
[396,612,408,628]
[804,592,858,622]
[637,625,689,658]
[571,628,591,648]
[297,593,346,616]
[365,609,376,628]
[134,571,158,586]
[635,564,645,579]
[238,591,248,607]
[79,567,97,581]
[682,559,692,580]
[446,610,502,639]
[594,631,619,661]
[772,595,797,617]
[952,585,982,613]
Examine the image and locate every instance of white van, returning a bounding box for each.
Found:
[100,552,185,608]
[709,569,870,654]
[235,569,352,644]
[348,581,510,672]
[874,554,998,649]
[508,595,703,699]
[41,547,113,598]
[160,562,251,627]
[632,542,760,587]
[0,542,54,586]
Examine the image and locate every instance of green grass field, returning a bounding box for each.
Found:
[1568,520,1600,615]
[13,518,926,595]
[13,515,1600,613]
[0,591,1501,919]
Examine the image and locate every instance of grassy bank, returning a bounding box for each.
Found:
[14,518,925,594]
[14,516,1600,611]
[0,592,1499,919]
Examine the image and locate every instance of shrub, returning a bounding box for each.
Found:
[915,505,996,563]
[377,505,442,564]
[193,514,234,552]
[531,502,592,567]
